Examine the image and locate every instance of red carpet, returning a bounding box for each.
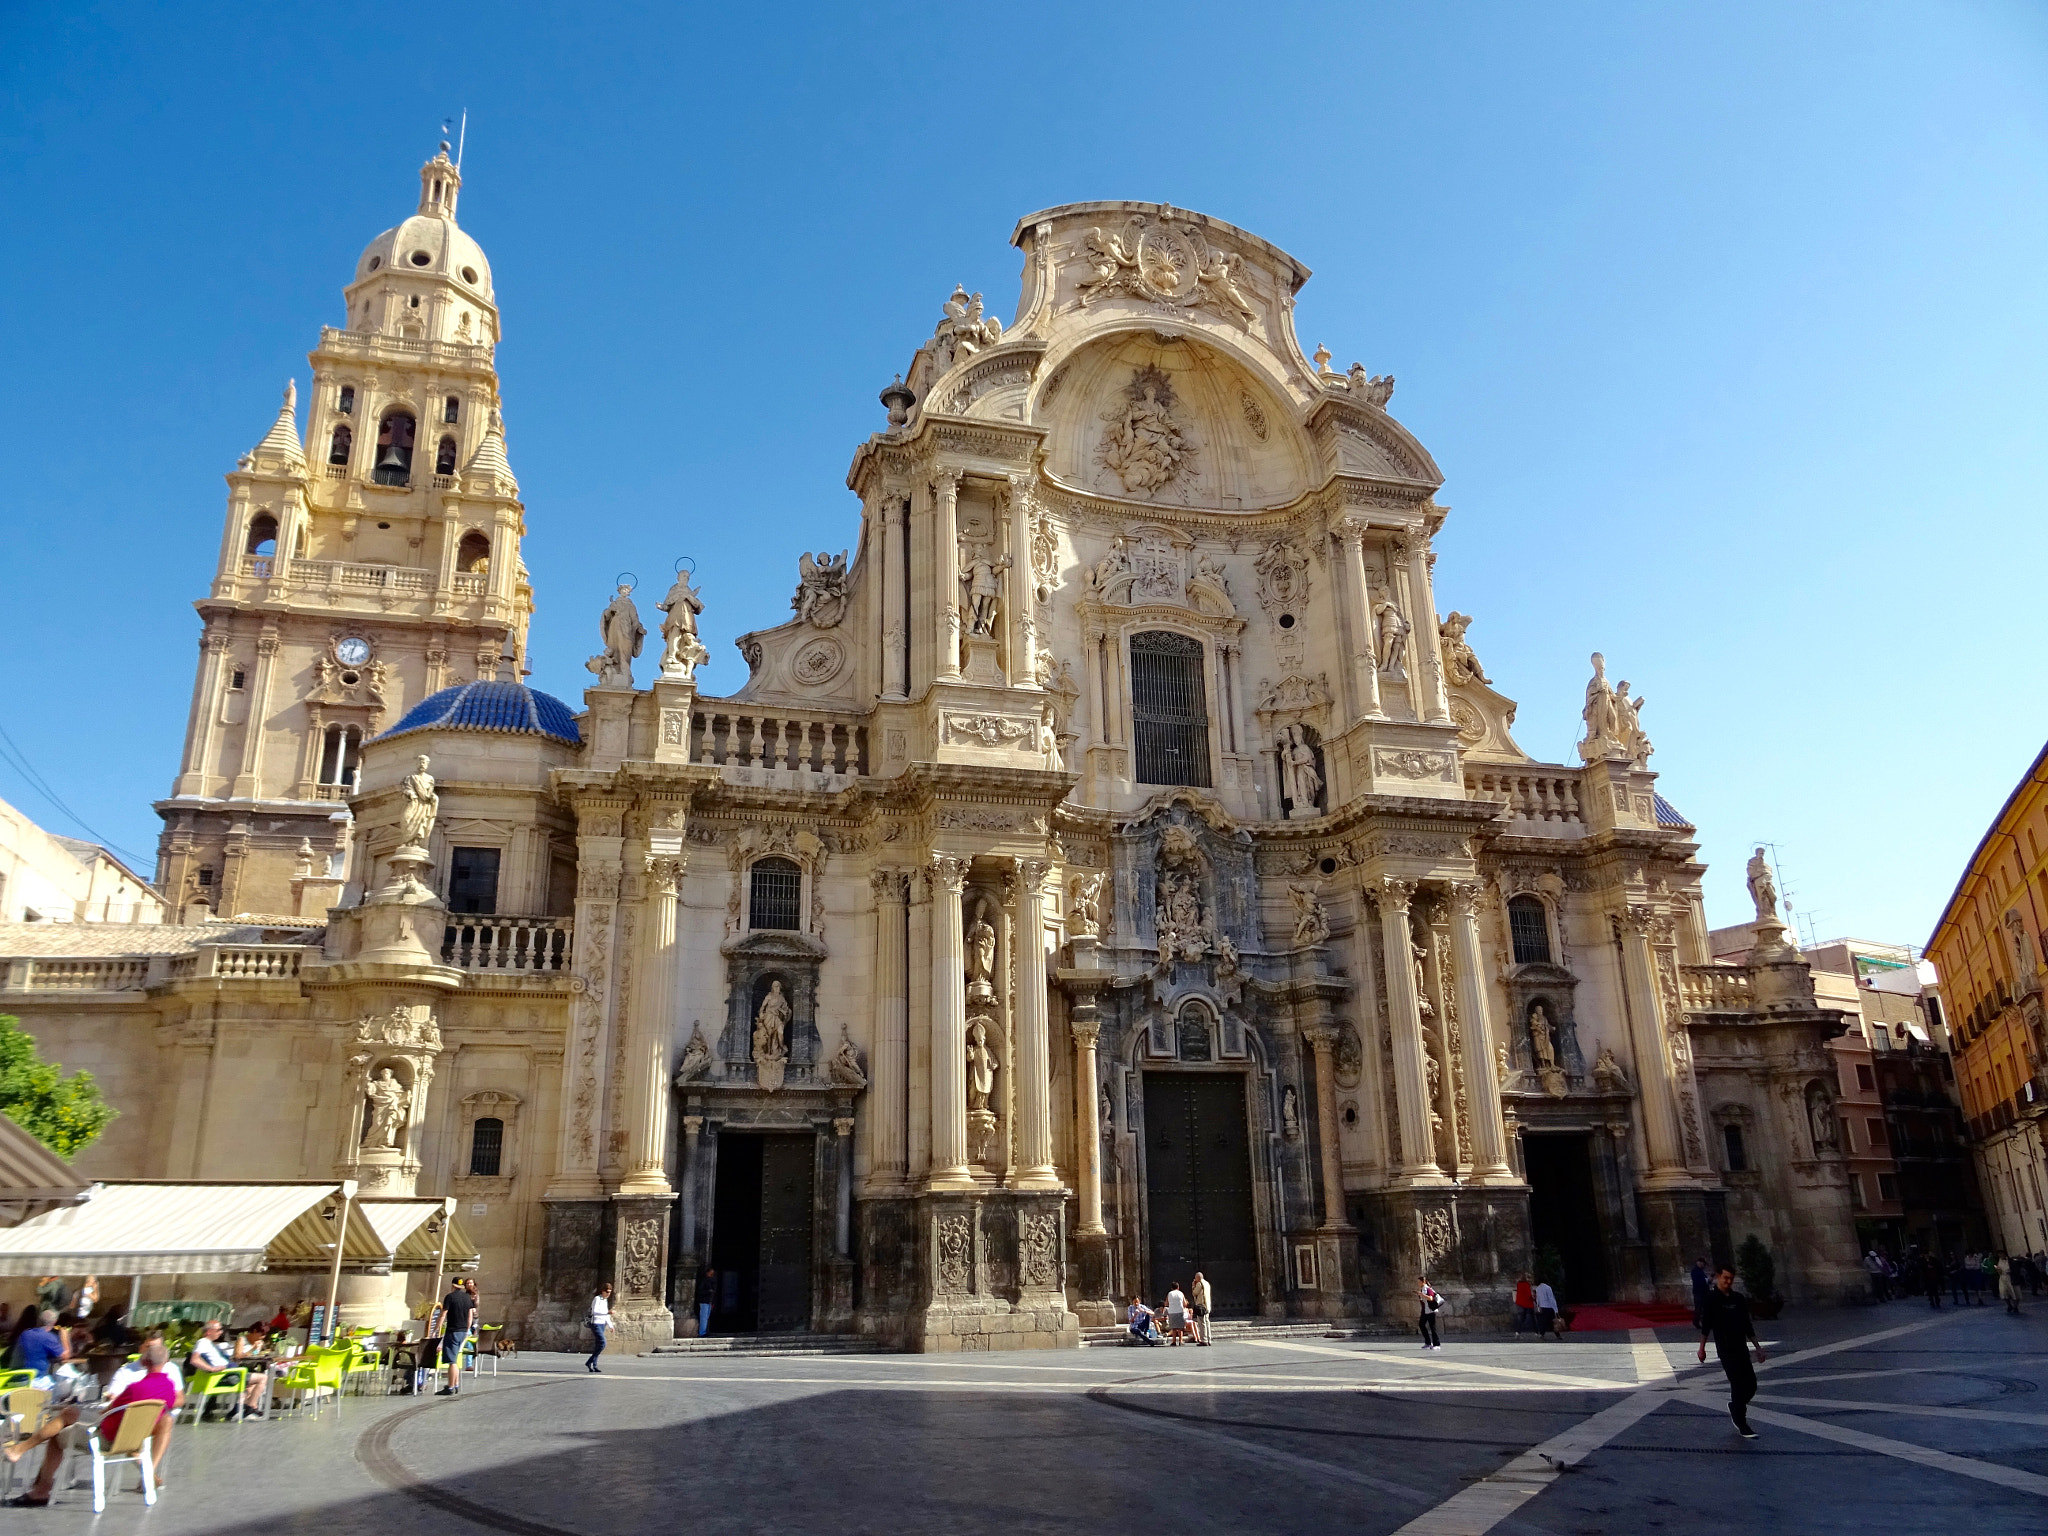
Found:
[1559,1302,1696,1333]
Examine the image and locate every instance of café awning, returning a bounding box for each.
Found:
[0,1115,91,1223]
[358,1198,481,1273]
[0,1180,384,1277]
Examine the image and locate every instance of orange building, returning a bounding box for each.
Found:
[1926,741,2048,1257]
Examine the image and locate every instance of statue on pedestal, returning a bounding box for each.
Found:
[657,567,708,680]
[362,1068,407,1150]
[1746,847,1780,925]
[753,981,791,1092]
[828,1026,867,1090]
[960,551,1011,638]
[588,581,645,688]
[397,756,438,851]
[965,897,997,1003]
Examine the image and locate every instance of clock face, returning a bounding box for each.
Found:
[335,637,371,667]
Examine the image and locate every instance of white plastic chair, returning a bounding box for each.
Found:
[68,1397,164,1513]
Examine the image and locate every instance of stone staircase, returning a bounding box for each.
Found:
[649,1331,883,1358]
[1081,1316,1399,1348]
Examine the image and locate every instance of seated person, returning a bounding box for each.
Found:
[14,1310,67,1387]
[1126,1297,1157,1346]
[185,1320,265,1419]
[4,1340,179,1507]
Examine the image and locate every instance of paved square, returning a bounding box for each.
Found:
[22,1306,2047,1534]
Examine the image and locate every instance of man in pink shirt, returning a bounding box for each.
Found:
[4,1340,178,1506]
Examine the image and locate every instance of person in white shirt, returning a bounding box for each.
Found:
[586,1284,612,1374]
[1164,1285,1189,1346]
[185,1319,265,1419]
[1533,1280,1562,1339]
[1189,1272,1213,1346]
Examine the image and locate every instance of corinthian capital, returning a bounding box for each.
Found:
[1303,1025,1340,1054]
[1446,881,1483,920]
[870,868,909,902]
[1070,1020,1101,1050]
[644,854,686,895]
[1624,903,1658,937]
[1377,876,1419,913]
[1014,856,1053,896]
[928,853,970,896]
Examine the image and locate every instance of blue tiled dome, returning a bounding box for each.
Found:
[378,681,581,746]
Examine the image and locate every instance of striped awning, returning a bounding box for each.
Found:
[0,1181,385,1277]
[358,1198,481,1273]
[0,1115,90,1210]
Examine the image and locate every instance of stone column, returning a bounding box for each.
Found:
[1303,1026,1353,1228]
[619,853,681,1195]
[928,854,973,1186]
[230,630,282,797]
[1007,474,1037,680]
[1401,537,1451,723]
[546,818,624,1200]
[678,1113,703,1268]
[934,470,962,681]
[835,1116,855,1256]
[882,495,908,700]
[1071,1017,1106,1234]
[869,869,910,1189]
[1010,858,1058,1189]
[1378,879,1443,1181]
[1448,882,1515,1182]
[1340,523,1383,719]
[1618,905,1688,1181]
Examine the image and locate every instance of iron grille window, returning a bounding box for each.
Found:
[1130,631,1211,788]
[1508,896,1552,965]
[448,847,501,914]
[749,857,803,931]
[469,1117,503,1177]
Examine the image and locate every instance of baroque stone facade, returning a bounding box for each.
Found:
[0,180,1868,1349]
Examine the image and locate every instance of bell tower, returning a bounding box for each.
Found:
[155,145,534,921]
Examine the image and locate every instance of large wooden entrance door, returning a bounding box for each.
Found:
[1144,1073,1257,1316]
[710,1132,816,1333]
[1524,1132,1610,1303]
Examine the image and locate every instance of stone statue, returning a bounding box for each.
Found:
[1746,847,1780,925]
[1289,880,1329,948]
[965,1018,997,1112]
[827,1026,867,1090]
[1069,874,1103,938]
[1592,1043,1629,1093]
[1438,611,1490,686]
[752,981,791,1066]
[1281,1084,1302,1141]
[362,1067,407,1150]
[1100,1081,1114,1134]
[1806,1085,1838,1152]
[934,284,1003,364]
[1193,245,1256,323]
[1615,682,1652,767]
[1578,652,1625,762]
[1411,940,1434,1017]
[397,755,438,850]
[1089,536,1137,603]
[965,897,997,1001]
[793,550,850,628]
[589,582,645,687]
[673,1023,712,1085]
[1097,368,1196,494]
[1281,724,1322,816]
[1215,931,1240,980]
[1496,1040,1511,1089]
[960,551,1011,637]
[657,569,708,679]
[1529,1003,1558,1071]
[1373,596,1409,677]
[2007,910,2040,994]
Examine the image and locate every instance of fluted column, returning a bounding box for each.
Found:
[618,853,681,1194]
[1619,905,1688,1182]
[1402,536,1451,723]
[1007,473,1038,681]
[928,854,973,1185]
[1071,1017,1105,1234]
[1010,858,1058,1188]
[1340,523,1383,719]
[231,630,282,797]
[881,496,907,700]
[934,470,962,681]
[1448,882,1515,1182]
[1378,879,1443,1181]
[1304,1026,1353,1228]
[869,869,910,1189]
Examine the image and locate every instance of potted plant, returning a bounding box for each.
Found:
[1738,1235,1784,1320]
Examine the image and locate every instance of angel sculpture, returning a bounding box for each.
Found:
[792,550,850,628]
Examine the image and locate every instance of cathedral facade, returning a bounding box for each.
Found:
[0,158,1868,1348]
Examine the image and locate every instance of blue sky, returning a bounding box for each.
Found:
[2,2,2043,946]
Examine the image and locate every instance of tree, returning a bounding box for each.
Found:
[0,1014,116,1158]
[1737,1234,1777,1302]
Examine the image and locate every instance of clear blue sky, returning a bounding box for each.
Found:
[2,2,2043,947]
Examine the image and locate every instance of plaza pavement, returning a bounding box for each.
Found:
[16,1303,2048,1534]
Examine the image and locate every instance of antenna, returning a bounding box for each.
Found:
[456,110,467,171]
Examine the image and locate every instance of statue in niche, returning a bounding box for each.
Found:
[960,549,1011,637]
[397,755,438,851]
[1281,724,1322,817]
[753,982,791,1068]
[1100,1081,1114,1135]
[589,581,645,687]
[1289,880,1329,948]
[674,1023,712,1085]
[362,1067,407,1150]
[1373,595,1409,677]
[1089,536,1138,603]
[1496,1040,1511,1089]
[1529,1003,1559,1072]
[792,551,850,628]
[1410,939,1434,1016]
[1156,870,1211,965]
[966,1018,998,1112]
[1806,1085,1838,1152]
[828,1026,867,1090]
[1068,874,1104,938]
[1746,847,1780,925]
[1438,611,1490,686]
[1097,366,1197,494]
[1592,1043,1629,1093]
[657,568,708,679]
[965,897,997,1002]
[1281,1085,1302,1141]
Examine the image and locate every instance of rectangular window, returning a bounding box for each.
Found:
[1866,1116,1887,1148]
[1877,1173,1898,1201]
[1722,1123,1747,1172]
[1856,1064,1875,1092]
[197,866,214,887]
[1508,899,1552,965]
[468,1117,504,1177]
[447,847,502,915]
[1848,1173,1864,1207]
[1130,631,1211,788]
[338,385,355,415]
[229,669,246,690]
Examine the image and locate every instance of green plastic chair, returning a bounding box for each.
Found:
[0,1370,34,1393]
[179,1366,249,1424]
[277,1348,347,1420]
[341,1342,384,1396]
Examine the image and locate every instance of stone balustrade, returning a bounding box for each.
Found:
[0,957,152,993]
[692,709,870,778]
[0,944,308,992]
[164,946,308,982]
[289,560,435,595]
[1465,768,1585,826]
[1679,963,1755,1015]
[442,916,573,973]
[318,326,494,369]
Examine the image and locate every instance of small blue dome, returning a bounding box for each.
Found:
[377,681,581,746]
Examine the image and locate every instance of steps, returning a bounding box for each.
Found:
[1082,1317,1396,1348]
[650,1332,882,1358]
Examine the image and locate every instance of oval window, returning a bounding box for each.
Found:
[409,250,431,266]
[367,257,382,271]
[460,266,478,284]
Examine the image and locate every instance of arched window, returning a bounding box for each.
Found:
[1508,896,1552,965]
[748,857,802,931]
[443,395,460,424]
[245,513,278,557]
[468,1117,504,1177]
[1722,1123,1748,1172]
[373,410,416,486]
[1130,631,1211,788]
[337,385,355,416]
[457,530,492,573]
[319,724,362,787]
[328,423,353,466]
[436,435,458,475]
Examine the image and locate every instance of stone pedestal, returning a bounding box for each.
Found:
[607,1194,678,1351]
[1356,1185,1531,1331]
[1637,1187,1719,1304]
[960,634,1005,687]
[527,1197,607,1352]
[869,1192,1080,1352]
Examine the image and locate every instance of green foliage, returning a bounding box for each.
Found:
[1534,1243,1566,1288]
[1737,1234,1776,1300]
[0,1014,116,1158]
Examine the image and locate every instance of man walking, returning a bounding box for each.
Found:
[437,1276,476,1396]
[1418,1281,1443,1350]
[1190,1272,1212,1346]
[1689,1257,1710,1327]
[1696,1265,1766,1438]
[587,1282,613,1373]
[1532,1278,1562,1340]
[695,1267,717,1338]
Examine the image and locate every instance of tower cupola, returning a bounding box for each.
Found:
[344,144,498,345]
[419,144,461,220]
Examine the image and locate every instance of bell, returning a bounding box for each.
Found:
[376,445,408,470]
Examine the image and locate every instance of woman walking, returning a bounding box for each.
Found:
[1418,1281,1443,1350]
[1998,1255,2022,1314]
[587,1283,612,1373]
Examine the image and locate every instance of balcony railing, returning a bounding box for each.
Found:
[1679,964,1755,1015]
[692,709,870,777]
[450,573,486,596]
[318,326,494,368]
[163,946,308,982]
[239,554,275,580]
[442,916,572,973]
[289,561,433,595]
[1465,769,1584,827]
[0,944,308,993]
[0,958,151,993]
